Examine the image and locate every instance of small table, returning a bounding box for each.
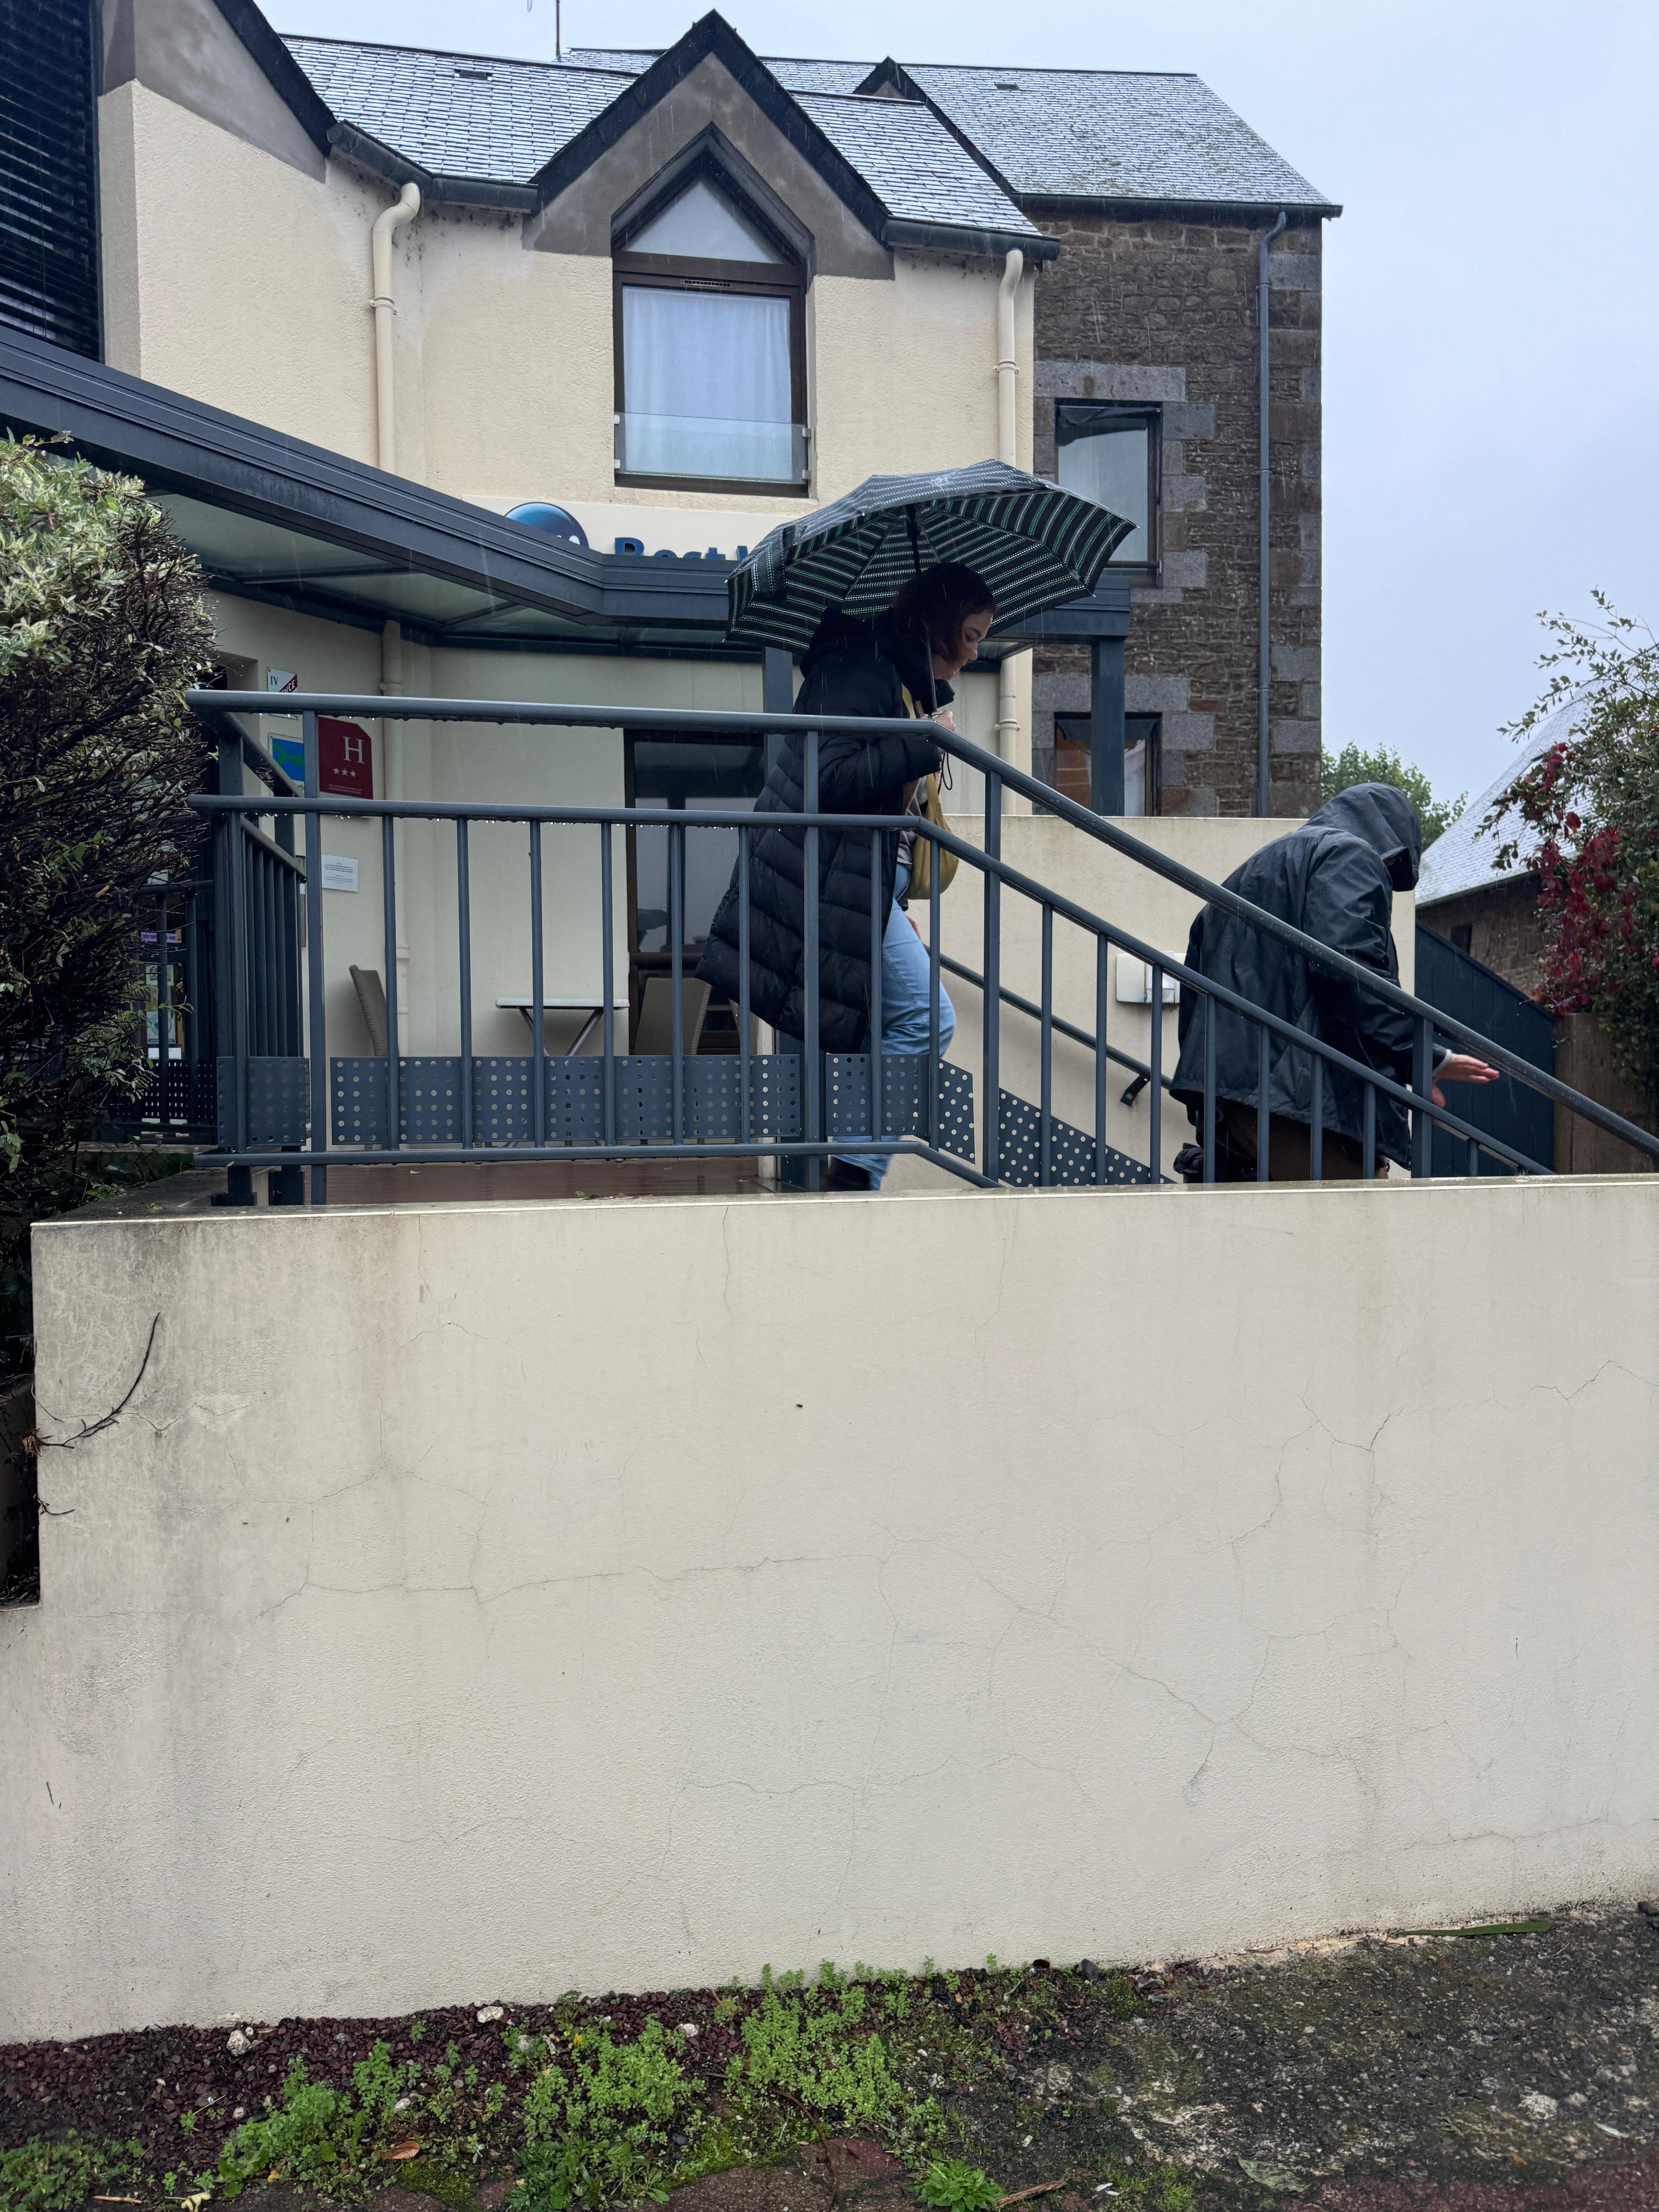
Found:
[496,995,631,1057]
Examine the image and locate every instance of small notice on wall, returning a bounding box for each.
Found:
[320,854,359,893]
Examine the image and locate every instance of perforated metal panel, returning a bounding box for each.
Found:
[216,1057,309,1148]
[330,1055,802,1150]
[824,1054,975,1163]
[994,1091,1156,1186]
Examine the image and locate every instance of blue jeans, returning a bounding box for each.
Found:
[855,861,956,1187]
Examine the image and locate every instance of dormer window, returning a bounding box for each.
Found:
[613,170,808,494]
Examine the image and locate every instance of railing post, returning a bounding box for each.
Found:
[302,708,328,1205]
[1094,933,1108,1184]
[1039,903,1053,1187]
[1310,1054,1323,1182]
[1412,1016,1433,1178]
[458,819,474,1151]
[381,813,401,1154]
[737,826,750,1148]
[928,825,941,1153]
[803,726,821,1191]
[868,829,883,1163]
[982,770,1002,1182]
[1257,1025,1271,1182]
[670,814,685,1145]
[599,821,616,1147]
[529,819,546,1150]
[1089,637,1126,816]
[1148,960,1163,1180]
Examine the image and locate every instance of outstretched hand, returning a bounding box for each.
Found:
[1432,1052,1500,1108]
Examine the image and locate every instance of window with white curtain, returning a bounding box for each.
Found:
[614,171,807,490]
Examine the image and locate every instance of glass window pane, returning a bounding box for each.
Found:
[631,742,764,955]
[1057,421,1149,562]
[629,179,783,263]
[621,287,795,481]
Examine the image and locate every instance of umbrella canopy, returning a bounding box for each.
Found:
[725,459,1133,655]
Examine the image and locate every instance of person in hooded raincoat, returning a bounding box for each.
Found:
[699,563,995,1190]
[1170,782,1497,1178]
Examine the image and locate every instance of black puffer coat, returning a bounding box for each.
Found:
[1171,783,1425,1166]
[698,611,946,1051]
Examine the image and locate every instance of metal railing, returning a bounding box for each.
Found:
[185,689,1659,1204]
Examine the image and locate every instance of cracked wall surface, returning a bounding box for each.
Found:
[3,1176,1657,2042]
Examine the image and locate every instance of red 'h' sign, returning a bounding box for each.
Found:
[318,717,374,799]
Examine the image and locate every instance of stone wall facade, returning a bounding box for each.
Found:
[1418,878,1546,996]
[1028,212,1324,818]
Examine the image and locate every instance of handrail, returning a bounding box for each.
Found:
[194,788,1558,1180]
[181,690,1659,1176]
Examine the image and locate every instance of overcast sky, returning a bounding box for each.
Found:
[276,0,1659,808]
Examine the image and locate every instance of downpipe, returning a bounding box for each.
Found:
[1256,209,1287,817]
[995,247,1024,769]
[371,180,421,474]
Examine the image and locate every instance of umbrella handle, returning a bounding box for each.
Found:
[903,504,939,711]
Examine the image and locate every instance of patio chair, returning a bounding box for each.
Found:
[350,965,388,1056]
[633,976,710,1057]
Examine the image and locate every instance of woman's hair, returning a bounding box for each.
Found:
[890,562,996,658]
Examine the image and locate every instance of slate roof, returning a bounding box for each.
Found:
[283,37,629,182]
[792,92,1044,237]
[1417,703,1580,908]
[565,46,1334,210]
[277,27,1333,220]
[901,65,1333,208]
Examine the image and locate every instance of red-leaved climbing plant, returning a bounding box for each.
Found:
[1489,596,1659,1110]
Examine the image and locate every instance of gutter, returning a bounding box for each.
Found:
[884,216,1057,263]
[1255,209,1287,817]
[330,123,538,212]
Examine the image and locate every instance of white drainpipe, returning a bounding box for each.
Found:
[995,248,1024,765]
[370,181,421,474]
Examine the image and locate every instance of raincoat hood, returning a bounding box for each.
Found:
[1307,782,1424,892]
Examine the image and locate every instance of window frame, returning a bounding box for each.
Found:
[1053,402,1162,574]
[1052,712,1162,817]
[612,170,809,500]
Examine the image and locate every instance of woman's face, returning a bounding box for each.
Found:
[933,606,995,679]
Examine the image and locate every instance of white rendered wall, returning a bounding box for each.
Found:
[4,1175,1656,2042]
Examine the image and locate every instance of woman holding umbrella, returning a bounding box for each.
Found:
[704,459,1133,1189]
[698,562,995,1191]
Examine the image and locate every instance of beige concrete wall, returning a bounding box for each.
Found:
[5,1173,1656,2042]
[99,79,1031,521]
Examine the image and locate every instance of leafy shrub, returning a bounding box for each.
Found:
[0,434,212,1370]
[0,2135,140,2212]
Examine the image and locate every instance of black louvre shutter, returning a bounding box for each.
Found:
[0,0,101,357]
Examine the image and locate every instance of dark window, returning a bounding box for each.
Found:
[1055,404,1159,566]
[1450,924,1473,954]
[613,170,807,493]
[0,0,101,357]
[625,733,765,1047]
[1052,714,1161,816]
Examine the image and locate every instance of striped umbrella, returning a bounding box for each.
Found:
[725,459,1133,656]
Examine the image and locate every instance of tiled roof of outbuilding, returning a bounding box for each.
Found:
[1417,704,1579,907]
[284,36,628,182]
[792,92,1043,237]
[901,64,1334,208]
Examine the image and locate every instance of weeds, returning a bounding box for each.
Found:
[0,2135,141,2212]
